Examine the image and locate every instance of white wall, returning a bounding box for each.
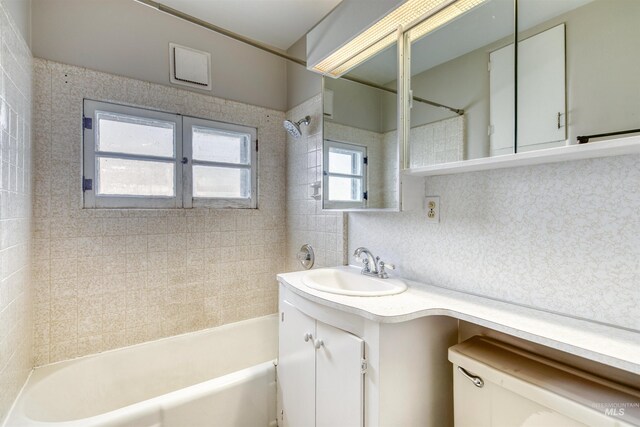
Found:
[286,37,321,111]
[3,0,30,48]
[0,0,32,422]
[31,0,287,111]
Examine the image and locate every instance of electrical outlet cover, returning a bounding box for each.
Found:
[425,196,440,223]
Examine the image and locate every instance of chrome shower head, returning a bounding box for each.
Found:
[283,116,311,139]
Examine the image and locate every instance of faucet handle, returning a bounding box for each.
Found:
[377,261,395,278]
[380,261,396,270]
[379,261,395,271]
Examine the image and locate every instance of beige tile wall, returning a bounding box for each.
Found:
[285,95,347,271]
[0,2,33,422]
[32,59,286,365]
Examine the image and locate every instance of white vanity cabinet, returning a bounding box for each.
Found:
[278,299,364,427]
[277,283,459,427]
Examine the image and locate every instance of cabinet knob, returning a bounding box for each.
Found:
[314,338,324,349]
[304,332,313,342]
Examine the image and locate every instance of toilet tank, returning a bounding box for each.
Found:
[448,336,640,427]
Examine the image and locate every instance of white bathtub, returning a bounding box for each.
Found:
[5,315,278,427]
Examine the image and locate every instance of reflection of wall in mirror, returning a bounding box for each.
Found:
[408,115,465,167]
[409,47,490,161]
[323,78,381,133]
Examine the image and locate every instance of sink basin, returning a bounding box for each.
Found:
[302,268,407,297]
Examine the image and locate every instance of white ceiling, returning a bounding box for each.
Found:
[159,0,343,50]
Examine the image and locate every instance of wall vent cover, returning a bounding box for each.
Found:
[169,43,212,91]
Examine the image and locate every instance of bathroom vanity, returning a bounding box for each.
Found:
[276,277,457,427]
[277,266,640,427]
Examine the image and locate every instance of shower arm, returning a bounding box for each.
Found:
[134,0,464,116]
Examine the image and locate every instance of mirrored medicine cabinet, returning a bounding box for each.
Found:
[322,41,399,211]
[321,0,640,211]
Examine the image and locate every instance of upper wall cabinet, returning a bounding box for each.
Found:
[322,42,399,211]
[404,0,640,173]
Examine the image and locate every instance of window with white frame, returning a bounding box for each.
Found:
[83,100,257,209]
[323,140,367,209]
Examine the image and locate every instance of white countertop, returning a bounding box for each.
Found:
[277,266,640,375]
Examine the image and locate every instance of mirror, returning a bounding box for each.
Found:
[517,0,640,146]
[322,42,399,211]
[406,0,640,169]
[407,0,516,168]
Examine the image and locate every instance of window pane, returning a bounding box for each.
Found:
[192,126,250,164]
[96,111,175,158]
[193,165,250,198]
[97,157,175,197]
[328,176,363,202]
[328,146,363,175]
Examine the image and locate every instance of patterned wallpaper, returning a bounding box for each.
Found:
[32,59,285,365]
[350,154,640,330]
[0,2,33,422]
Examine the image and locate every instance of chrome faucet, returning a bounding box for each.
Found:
[353,247,395,279]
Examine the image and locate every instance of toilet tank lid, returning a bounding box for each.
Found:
[449,336,640,425]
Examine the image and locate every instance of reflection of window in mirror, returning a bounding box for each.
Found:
[323,140,367,209]
[322,40,399,211]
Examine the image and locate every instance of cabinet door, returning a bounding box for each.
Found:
[316,321,365,427]
[489,43,516,157]
[517,24,566,149]
[278,300,317,427]
[490,25,566,155]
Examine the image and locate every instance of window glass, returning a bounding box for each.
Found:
[328,146,363,175]
[328,176,363,202]
[97,158,175,197]
[192,126,250,164]
[193,165,251,198]
[96,111,175,158]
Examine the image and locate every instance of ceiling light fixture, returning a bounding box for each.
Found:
[313,0,486,78]
[407,0,487,42]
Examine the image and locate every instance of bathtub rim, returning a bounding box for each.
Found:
[9,360,277,427]
[38,313,278,371]
[4,314,278,427]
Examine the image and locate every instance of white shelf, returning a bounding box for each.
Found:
[403,135,640,177]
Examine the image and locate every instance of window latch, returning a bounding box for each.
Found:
[181,157,189,164]
[82,177,93,191]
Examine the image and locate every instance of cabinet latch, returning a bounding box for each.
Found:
[361,358,368,374]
